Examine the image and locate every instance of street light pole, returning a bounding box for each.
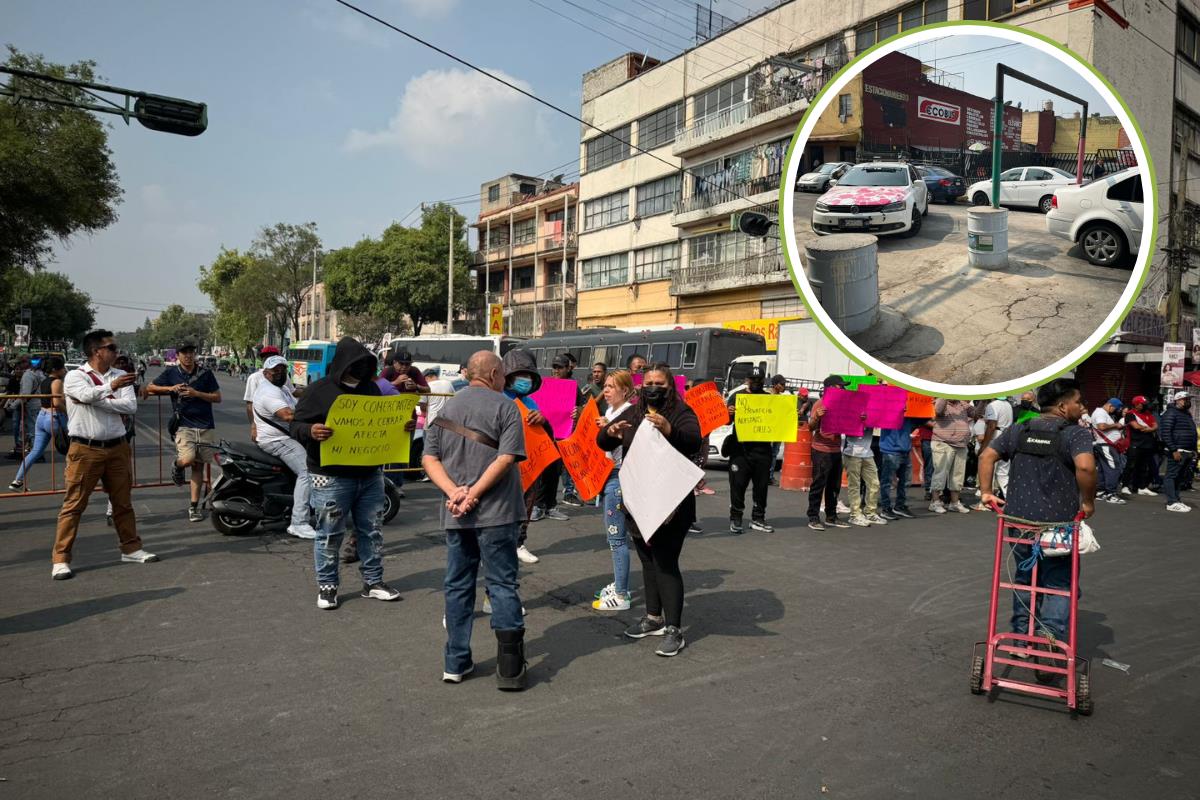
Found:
[311,247,318,340]
[447,213,455,335]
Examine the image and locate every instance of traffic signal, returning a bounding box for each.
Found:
[134,93,208,136]
[732,211,774,238]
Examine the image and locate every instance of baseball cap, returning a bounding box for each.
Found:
[177,341,197,353]
[263,355,288,370]
[822,374,847,389]
[1131,395,1147,406]
[395,350,413,363]
[1106,397,1123,410]
[260,345,280,357]
[798,387,810,398]
[1172,390,1190,402]
[552,354,571,368]
[749,368,764,380]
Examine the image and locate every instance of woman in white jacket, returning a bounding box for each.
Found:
[592,369,635,611]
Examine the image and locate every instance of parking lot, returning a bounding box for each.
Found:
[792,192,1135,385]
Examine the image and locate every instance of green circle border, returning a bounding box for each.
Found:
[777,19,1158,400]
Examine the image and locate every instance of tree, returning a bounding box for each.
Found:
[249,222,321,343]
[1,268,95,343]
[337,311,396,345]
[0,48,122,310]
[324,204,474,336]
[149,304,211,352]
[198,248,270,357]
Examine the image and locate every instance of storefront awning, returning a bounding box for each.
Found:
[805,131,860,143]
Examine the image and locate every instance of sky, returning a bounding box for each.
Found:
[7,0,780,331]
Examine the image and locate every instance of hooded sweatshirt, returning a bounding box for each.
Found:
[290,337,382,477]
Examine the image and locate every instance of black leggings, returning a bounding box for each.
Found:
[1127,446,1156,491]
[631,516,689,628]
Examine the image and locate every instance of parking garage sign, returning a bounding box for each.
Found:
[918,96,961,125]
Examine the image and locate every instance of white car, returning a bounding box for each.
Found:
[812,162,929,237]
[966,166,1077,214]
[1045,167,1144,267]
[796,161,852,193]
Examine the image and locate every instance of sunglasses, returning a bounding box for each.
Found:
[99,343,118,353]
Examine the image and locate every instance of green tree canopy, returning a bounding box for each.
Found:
[148,304,211,352]
[2,268,95,343]
[250,222,321,341]
[198,248,270,357]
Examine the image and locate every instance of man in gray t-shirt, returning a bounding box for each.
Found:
[422,351,529,691]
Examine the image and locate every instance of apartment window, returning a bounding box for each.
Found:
[762,296,804,318]
[585,124,631,172]
[856,0,948,52]
[636,174,682,217]
[963,0,1014,21]
[634,242,680,281]
[485,227,509,249]
[1180,12,1200,65]
[581,252,629,289]
[688,230,757,267]
[545,207,576,233]
[584,190,629,230]
[512,217,536,246]
[519,182,537,195]
[638,102,682,149]
[487,184,500,202]
[512,266,535,291]
[838,94,853,118]
[694,74,748,121]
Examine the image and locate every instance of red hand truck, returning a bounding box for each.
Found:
[970,507,1093,716]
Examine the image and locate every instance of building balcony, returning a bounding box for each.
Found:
[672,85,812,158]
[540,231,578,252]
[462,296,578,338]
[669,250,788,296]
[672,173,781,226]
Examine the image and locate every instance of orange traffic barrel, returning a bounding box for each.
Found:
[779,427,812,491]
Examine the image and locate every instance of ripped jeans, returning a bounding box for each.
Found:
[602,470,630,596]
[310,471,385,587]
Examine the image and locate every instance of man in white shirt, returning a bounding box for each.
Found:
[978,397,1014,499]
[1087,397,1127,504]
[244,345,294,442]
[253,356,316,539]
[424,368,456,429]
[51,329,158,580]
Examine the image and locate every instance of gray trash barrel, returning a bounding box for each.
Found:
[967,207,1009,269]
[804,234,879,335]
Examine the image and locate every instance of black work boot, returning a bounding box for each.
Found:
[495,628,527,692]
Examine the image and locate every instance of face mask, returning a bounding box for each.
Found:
[269,372,288,387]
[1183,400,1193,411]
[1018,400,1034,411]
[346,359,375,383]
[510,377,534,395]
[641,386,667,407]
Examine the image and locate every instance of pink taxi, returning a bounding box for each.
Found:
[811,162,929,237]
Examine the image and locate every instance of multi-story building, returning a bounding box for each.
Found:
[573,0,1194,377]
[470,174,578,337]
[295,282,342,342]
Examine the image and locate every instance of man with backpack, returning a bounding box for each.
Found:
[1086,397,1127,505]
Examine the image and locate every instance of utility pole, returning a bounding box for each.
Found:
[447,212,455,335]
[311,247,318,340]
[1170,132,1190,344]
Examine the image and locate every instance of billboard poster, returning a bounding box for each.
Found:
[917,96,961,125]
[1193,328,1200,365]
[1161,342,1185,388]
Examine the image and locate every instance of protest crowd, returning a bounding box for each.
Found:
[3,330,1197,693]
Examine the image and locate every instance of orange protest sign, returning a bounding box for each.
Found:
[556,396,613,502]
[515,399,560,492]
[684,381,730,437]
[904,392,935,418]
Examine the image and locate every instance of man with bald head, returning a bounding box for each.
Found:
[423,350,529,690]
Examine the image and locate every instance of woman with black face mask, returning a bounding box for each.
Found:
[597,363,701,657]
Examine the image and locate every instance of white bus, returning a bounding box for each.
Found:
[380,334,526,382]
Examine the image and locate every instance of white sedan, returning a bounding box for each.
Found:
[1045,167,1144,267]
[811,162,929,237]
[967,166,1078,214]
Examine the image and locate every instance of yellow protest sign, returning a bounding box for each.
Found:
[320,394,420,466]
[734,393,798,443]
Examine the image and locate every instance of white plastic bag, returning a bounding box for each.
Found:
[1039,520,1099,556]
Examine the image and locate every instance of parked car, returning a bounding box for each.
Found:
[915,164,966,204]
[796,161,852,193]
[1045,167,1144,268]
[967,166,1077,213]
[148,357,162,366]
[812,161,929,237]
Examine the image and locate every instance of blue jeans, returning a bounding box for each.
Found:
[15,411,65,483]
[443,522,522,674]
[921,440,933,492]
[1010,544,1076,642]
[1094,445,1125,495]
[879,450,911,512]
[310,472,385,587]
[1163,453,1195,504]
[601,471,630,595]
[562,467,577,497]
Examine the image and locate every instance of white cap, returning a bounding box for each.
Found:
[263,355,288,370]
[1172,390,1190,402]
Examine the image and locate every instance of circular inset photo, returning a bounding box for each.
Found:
[781,23,1154,398]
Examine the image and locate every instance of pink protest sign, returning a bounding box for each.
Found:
[632,373,687,395]
[860,384,908,430]
[820,386,868,436]
[530,377,579,440]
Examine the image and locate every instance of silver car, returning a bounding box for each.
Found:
[796,161,852,193]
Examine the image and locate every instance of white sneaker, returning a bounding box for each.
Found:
[442,663,474,684]
[592,591,631,611]
[120,549,159,563]
[1102,493,1127,505]
[1166,502,1191,513]
[848,514,870,527]
[1119,486,1132,495]
[929,501,946,514]
[948,501,971,514]
[517,545,539,564]
[1138,488,1158,496]
[864,513,888,525]
[287,523,317,540]
[51,562,74,580]
[836,500,851,514]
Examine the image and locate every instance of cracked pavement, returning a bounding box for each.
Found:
[2,373,1198,799]
[793,194,1134,385]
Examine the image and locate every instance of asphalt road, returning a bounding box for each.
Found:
[790,193,1135,385]
[1,373,1197,799]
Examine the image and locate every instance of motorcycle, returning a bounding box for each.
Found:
[208,440,402,536]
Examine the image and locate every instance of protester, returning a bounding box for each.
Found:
[423,350,528,689]
[147,342,222,522]
[253,355,317,539]
[767,374,792,485]
[290,337,403,610]
[500,349,546,565]
[1015,391,1038,416]
[878,416,919,519]
[382,351,431,395]
[553,354,587,507]
[930,398,973,514]
[806,376,851,531]
[1122,395,1159,496]
[424,368,457,428]
[979,378,1095,674]
[244,346,292,442]
[1159,390,1197,513]
[843,421,887,527]
[530,356,573,520]
[723,368,774,534]
[51,330,158,579]
[626,353,647,376]
[1086,398,1127,504]
[598,363,701,657]
[797,387,814,423]
[584,362,607,405]
[979,395,1014,498]
[9,356,67,490]
[592,370,634,611]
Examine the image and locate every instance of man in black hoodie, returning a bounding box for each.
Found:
[291,337,403,610]
[723,368,775,534]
